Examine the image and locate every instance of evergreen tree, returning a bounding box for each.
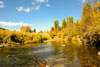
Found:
[76,19,79,26]
[33,28,36,33]
[54,20,59,29]
[51,27,54,30]
[58,26,61,31]
[67,16,73,24]
[62,18,66,28]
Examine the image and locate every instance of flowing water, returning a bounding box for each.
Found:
[0,42,100,67]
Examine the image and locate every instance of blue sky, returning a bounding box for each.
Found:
[0,0,85,32]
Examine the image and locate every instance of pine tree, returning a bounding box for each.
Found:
[62,18,66,28]
[33,28,36,33]
[54,20,59,29]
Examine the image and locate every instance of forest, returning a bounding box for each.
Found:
[0,0,100,47]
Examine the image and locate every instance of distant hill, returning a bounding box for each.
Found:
[0,27,7,30]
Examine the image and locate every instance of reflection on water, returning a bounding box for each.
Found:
[0,42,100,67]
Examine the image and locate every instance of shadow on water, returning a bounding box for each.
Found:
[0,42,100,67]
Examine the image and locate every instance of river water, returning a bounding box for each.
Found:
[0,42,100,67]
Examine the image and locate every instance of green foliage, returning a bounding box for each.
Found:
[41,33,52,41]
[83,3,92,15]
[58,26,61,31]
[33,28,36,33]
[81,2,100,45]
[20,26,32,32]
[0,27,6,30]
[62,18,66,28]
[67,16,73,24]
[0,29,52,45]
[93,2,100,12]
[82,3,93,27]
[54,20,59,29]
[0,2,100,47]
[75,19,80,26]
[83,25,100,45]
[50,2,100,46]
[51,27,54,30]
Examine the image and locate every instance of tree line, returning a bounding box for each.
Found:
[49,1,100,45]
[0,0,100,46]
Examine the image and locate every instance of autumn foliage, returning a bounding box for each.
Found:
[49,2,100,45]
[0,1,100,46]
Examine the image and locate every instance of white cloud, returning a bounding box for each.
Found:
[82,0,86,3]
[24,8,31,13]
[34,5,40,10]
[0,5,4,8]
[16,6,23,12]
[32,2,35,5]
[46,4,50,7]
[36,0,48,3]
[16,0,50,12]
[36,0,45,3]
[16,6,31,13]
[0,1,3,4]
[0,1,5,8]
[0,21,32,27]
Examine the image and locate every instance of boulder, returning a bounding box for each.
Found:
[52,64,66,67]
[0,45,4,48]
[98,52,100,55]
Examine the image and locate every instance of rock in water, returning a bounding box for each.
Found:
[61,44,66,47]
[46,65,50,67]
[52,64,65,67]
[98,52,100,55]
[0,45,4,48]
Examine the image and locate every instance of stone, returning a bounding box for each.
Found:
[98,52,100,55]
[52,64,66,67]
[0,45,4,48]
